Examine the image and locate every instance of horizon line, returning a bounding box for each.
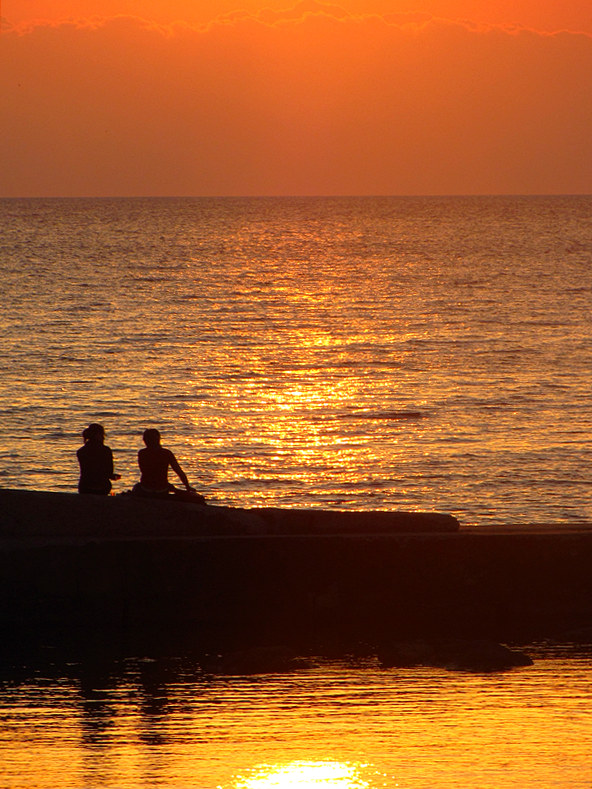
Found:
[2,193,591,200]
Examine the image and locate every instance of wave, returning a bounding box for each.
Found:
[348,410,424,420]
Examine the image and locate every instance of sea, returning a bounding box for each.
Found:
[1,195,592,788]
[1,195,591,525]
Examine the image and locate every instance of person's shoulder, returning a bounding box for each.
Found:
[159,447,177,463]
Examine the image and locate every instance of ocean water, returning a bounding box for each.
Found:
[1,646,591,789]
[1,195,591,525]
[2,196,592,787]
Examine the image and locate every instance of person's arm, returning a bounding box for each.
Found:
[169,452,195,491]
[107,446,121,481]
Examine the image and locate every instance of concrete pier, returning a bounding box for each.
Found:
[1,489,591,655]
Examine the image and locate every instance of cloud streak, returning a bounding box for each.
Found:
[2,5,592,195]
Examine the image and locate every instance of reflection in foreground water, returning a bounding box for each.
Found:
[1,647,591,788]
[230,760,372,788]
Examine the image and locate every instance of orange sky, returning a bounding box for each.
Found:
[6,1,592,32]
[2,1,592,195]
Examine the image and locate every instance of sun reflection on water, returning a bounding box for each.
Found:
[230,760,374,788]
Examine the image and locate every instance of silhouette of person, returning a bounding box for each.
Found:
[77,423,121,495]
[132,428,205,503]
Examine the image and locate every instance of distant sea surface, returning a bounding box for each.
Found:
[1,196,591,526]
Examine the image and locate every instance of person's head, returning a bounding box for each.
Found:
[83,423,105,443]
[142,428,161,448]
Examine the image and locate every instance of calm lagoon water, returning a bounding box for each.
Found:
[1,195,592,525]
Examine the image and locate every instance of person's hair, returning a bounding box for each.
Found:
[142,428,161,448]
[83,423,105,442]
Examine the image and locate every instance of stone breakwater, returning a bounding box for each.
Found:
[1,489,591,660]
[0,489,460,540]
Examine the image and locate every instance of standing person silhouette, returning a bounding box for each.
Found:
[133,428,205,503]
[77,423,121,495]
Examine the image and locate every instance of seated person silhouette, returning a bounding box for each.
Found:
[77,423,121,495]
[132,428,206,503]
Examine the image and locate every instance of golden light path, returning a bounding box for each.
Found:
[231,760,375,788]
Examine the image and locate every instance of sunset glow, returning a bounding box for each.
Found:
[2,1,591,196]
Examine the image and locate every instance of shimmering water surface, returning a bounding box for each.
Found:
[2,196,591,525]
[1,647,591,789]
[2,197,592,788]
